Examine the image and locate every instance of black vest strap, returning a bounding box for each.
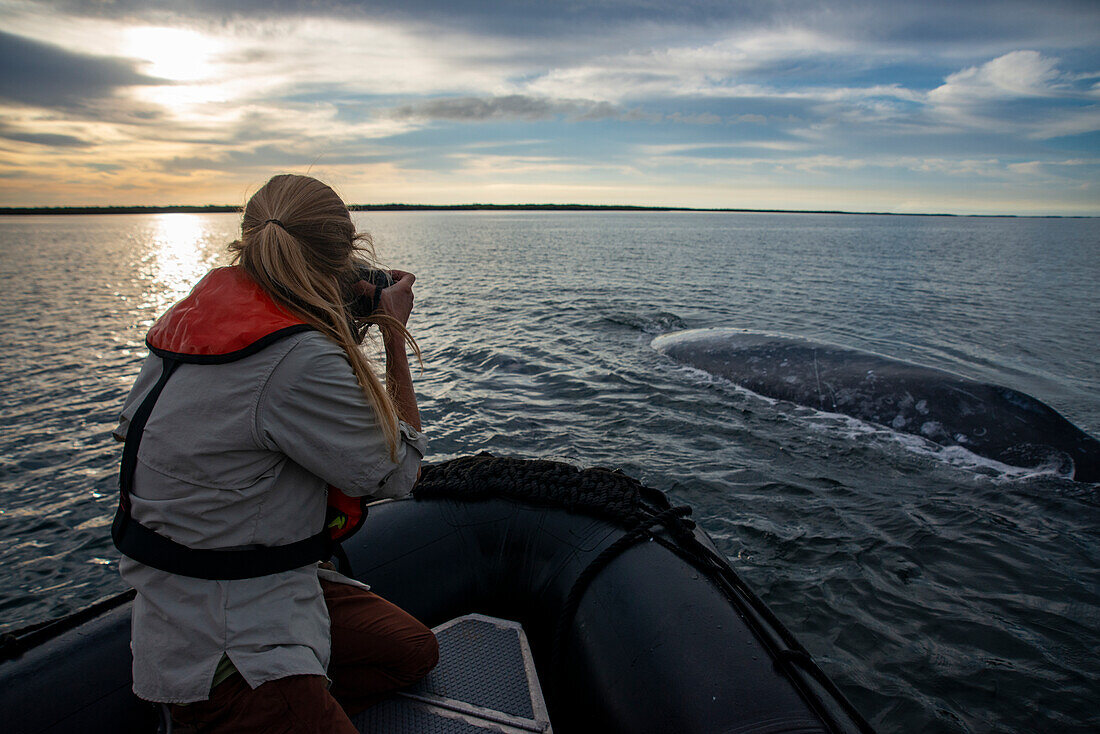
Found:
[112,357,333,580]
[117,357,181,511]
[112,512,333,580]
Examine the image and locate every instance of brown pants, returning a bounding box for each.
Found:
[170,580,439,733]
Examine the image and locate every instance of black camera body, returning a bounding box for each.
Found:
[350,265,394,320]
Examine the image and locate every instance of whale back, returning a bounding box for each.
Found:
[653,329,1100,482]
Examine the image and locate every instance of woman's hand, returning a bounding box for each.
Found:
[374,270,421,432]
[378,270,415,327]
[353,270,415,329]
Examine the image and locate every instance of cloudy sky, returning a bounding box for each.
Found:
[1,0,1098,214]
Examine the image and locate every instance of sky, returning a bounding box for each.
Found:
[0,0,1098,215]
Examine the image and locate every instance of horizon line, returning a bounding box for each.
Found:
[0,204,1092,219]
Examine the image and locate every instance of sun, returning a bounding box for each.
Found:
[123,27,222,82]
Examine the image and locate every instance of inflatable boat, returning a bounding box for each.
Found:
[0,455,873,733]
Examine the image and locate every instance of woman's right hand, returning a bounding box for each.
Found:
[378,270,415,328]
[378,271,421,432]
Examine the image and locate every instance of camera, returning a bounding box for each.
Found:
[349,265,394,320]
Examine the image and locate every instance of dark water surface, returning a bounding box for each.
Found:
[1,212,1097,732]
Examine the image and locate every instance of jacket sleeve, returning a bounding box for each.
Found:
[255,333,426,499]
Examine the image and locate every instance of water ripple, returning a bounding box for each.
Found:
[1,212,1098,732]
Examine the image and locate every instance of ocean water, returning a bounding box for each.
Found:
[0,211,1097,732]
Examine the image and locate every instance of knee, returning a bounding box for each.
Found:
[397,627,439,686]
[412,627,440,678]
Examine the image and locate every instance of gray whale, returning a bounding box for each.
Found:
[652,329,1100,482]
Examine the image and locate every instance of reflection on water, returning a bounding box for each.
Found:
[142,213,225,313]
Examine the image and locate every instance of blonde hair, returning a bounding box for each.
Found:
[229,174,417,460]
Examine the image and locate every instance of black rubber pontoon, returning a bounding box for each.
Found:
[0,455,873,734]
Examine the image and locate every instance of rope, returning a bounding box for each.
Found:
[416,452,654,526]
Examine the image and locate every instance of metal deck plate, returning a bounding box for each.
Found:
[353,614,552,733]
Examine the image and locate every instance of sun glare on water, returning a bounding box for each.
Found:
[147,214,219,310]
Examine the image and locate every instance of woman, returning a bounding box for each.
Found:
[112,174,437,732]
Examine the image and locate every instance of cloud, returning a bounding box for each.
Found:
[924,51,1100,138]
[518,28,856,104]
[84,162,124,172]
[446,151,638,179]
[158,143,399,173]
[391,95,644,122]
[0,128,92,148]
[0,29,164,112]
[640,141,808,158]
[929,50,1063,105]
[666,112,722,124]
[390,94,776,127]
[25,1,1100,50]
[1028,107,1100,139]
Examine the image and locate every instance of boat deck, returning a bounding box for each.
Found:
[354,614,552,733]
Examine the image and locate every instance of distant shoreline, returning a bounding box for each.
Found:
[0,204,1087,218]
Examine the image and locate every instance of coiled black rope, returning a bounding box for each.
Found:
[416,452,656,526]
[415,454,875,734]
